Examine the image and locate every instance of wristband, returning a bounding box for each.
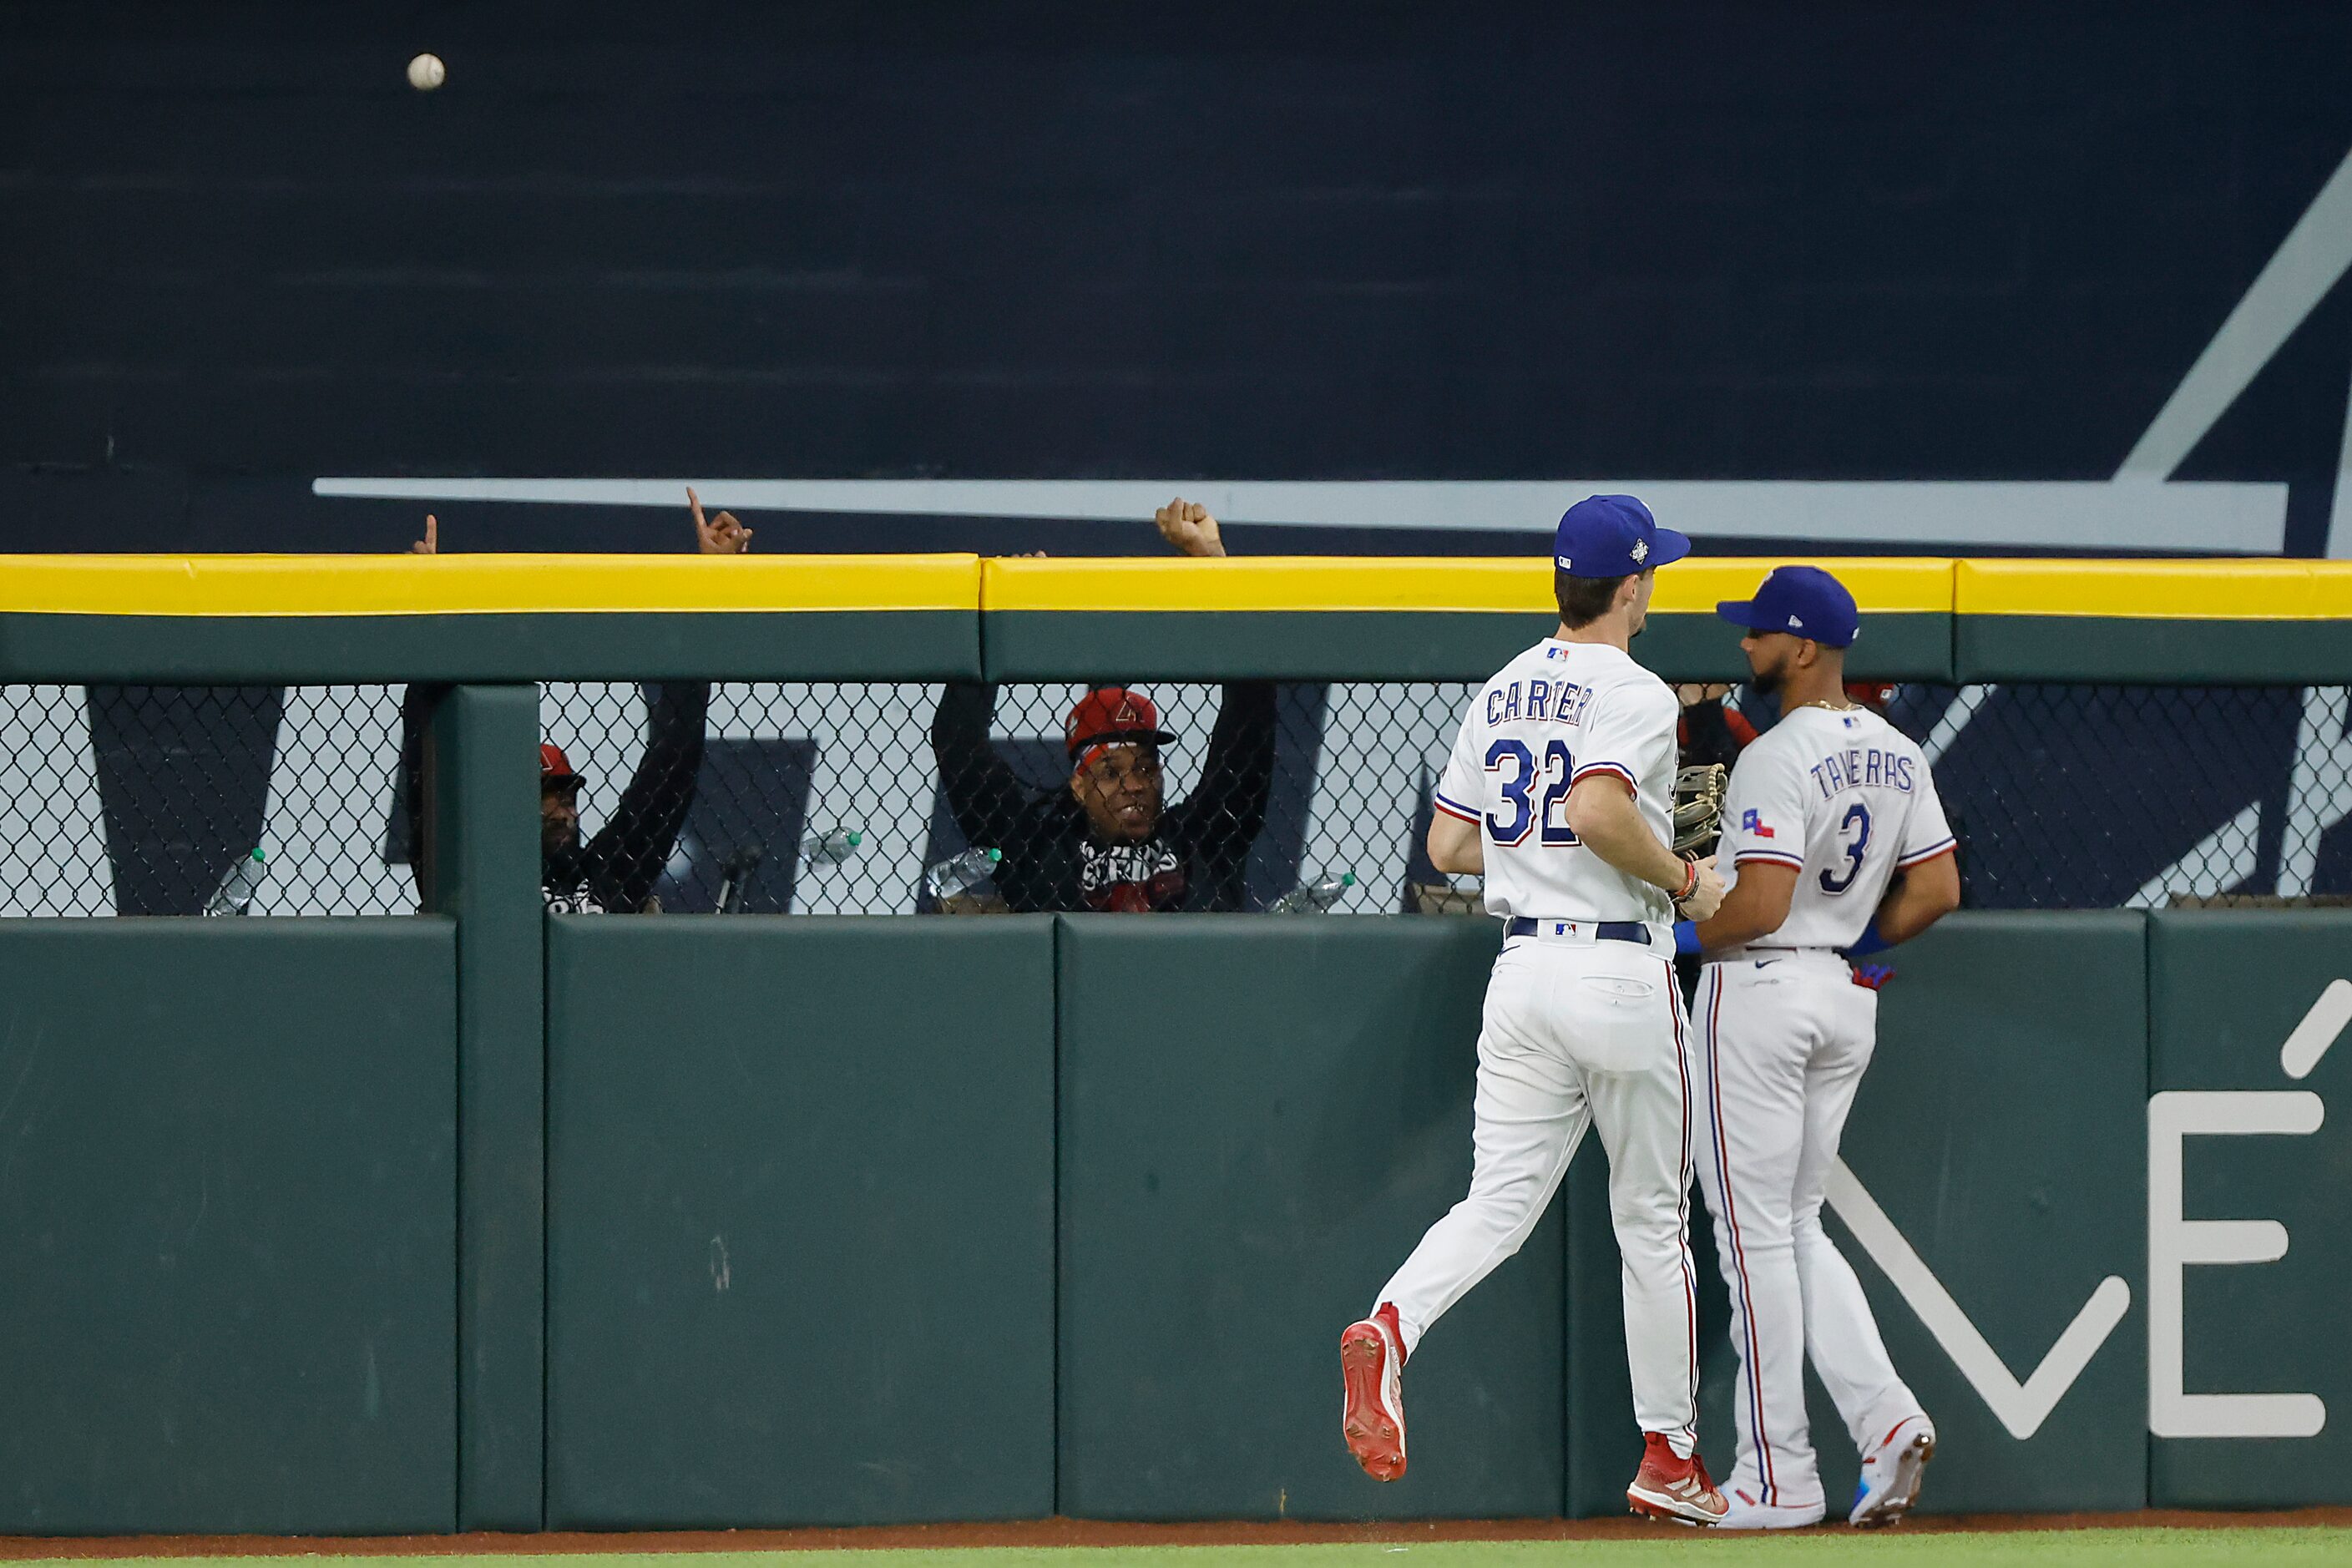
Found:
[1845,918,1891,958]
[1676,857,1700,903]
[1673,920,1701,957]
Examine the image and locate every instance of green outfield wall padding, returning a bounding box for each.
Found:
[0,918,458,1535]
[1054,914,1565,1521]
[543,916,1056,1528]
[1954,616,2352,685]
[982,611,1953,684]
[1564,913,2148,1517]
[0,609,982,685]
[422,685,549,1530]
[2147,911,2352,1507]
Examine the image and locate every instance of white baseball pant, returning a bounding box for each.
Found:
[1693,952,1922,1510]
[1377,927,1703,1452]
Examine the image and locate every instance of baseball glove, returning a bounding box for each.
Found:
[1672,763,1728,857]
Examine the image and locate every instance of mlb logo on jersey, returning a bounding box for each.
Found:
[1742,808,1776,838]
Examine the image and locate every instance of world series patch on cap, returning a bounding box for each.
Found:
[1552,494,1692,577]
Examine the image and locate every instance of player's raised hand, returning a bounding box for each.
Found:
[1154,496,1226,558]
[689,487,754,554]
[411,514,438,554]
[1675,857,1727,923]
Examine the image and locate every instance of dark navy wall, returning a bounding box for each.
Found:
[6,2,2352,553]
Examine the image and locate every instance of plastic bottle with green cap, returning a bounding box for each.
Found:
[1267,871,1354,913]
[923,845,1003,903]
[203,847,268,916]
[803,827,864,867]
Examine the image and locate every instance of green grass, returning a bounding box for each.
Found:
[20,1538,2349,1568]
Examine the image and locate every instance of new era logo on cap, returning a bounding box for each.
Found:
[1715,564,1861,650]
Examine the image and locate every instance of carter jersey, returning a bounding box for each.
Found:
[1435,639,1682,933]
[1712,704,1955,952]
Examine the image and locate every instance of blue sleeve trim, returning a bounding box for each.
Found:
[1897,837,1957,869]
[1433,791,1481,823]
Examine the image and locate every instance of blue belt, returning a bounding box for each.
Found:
[1505,917,1651,945]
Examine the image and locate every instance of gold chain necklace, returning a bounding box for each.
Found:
[1792,698,1859,715]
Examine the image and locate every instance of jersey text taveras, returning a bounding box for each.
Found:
[1436,639,1682,934]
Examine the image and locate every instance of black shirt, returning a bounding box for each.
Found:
[930,680,1277,913]
[402,680,709,914]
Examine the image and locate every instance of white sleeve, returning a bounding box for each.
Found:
[1434,703,1484,826]
[1897,760,1957,868]
[1718,746,1808,873]
[1571,678,1677,794]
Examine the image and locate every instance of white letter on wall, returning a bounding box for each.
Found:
[2147,1090,2327,1438]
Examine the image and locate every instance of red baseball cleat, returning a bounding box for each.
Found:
[1339,1302,1408,1481]
[1626,1432,1729,1525]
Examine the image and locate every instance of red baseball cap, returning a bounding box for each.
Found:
[1844,680,1898,711]
[539,741,583,786]
[1065,687,1176,771]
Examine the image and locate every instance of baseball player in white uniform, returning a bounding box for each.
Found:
[1686,565,1962,1529]
[1340,496,1734,1526]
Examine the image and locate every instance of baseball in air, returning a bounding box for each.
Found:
[407,53,446,91]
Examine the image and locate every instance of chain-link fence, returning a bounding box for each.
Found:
[6,678,2349,918]
[0,684,414,916]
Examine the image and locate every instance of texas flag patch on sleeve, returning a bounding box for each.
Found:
[1742,808,1776,838]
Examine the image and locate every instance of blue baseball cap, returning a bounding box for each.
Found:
[1716,565,1860,648]
[1552,494,1691,578]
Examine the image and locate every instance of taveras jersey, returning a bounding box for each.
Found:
[1712,703,1955,952]
[1435,639,1682,933]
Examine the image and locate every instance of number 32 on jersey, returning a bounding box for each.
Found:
[1484,739,1580,847]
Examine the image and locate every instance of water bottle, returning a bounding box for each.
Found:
[803,827,863,867]
[203,848,268,916]
[923,846,1003,902]
[1267,872,1354,914]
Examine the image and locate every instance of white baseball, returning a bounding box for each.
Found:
[407,53,446,91]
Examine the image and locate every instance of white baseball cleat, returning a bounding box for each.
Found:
[1717,1494,1827,1530]
[1850,1414,1935,1526]
[1340,1302,1408,1481]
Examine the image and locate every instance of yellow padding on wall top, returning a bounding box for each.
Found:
[0,554,984,616]
[1958,559,2352,620]
[983,555,1956,615]
[3,552,2348,620]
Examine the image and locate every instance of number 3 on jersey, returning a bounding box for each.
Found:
[1819,801,1872,893]
[1484,739,1579,847]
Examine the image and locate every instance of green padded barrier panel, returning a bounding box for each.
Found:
[0,918,458,1534]
[1565,913,2148,1516]
[0,610,981,684]
[983,611,1953,685]
[1055,914,1565,1520]
[418,684,548,1530]
[2147,911,2352,1507]
[1954,617,2352,685]
[544,916,1056,1527]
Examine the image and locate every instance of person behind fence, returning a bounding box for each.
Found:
[928,499,1277,913]
[399,492,751,913]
